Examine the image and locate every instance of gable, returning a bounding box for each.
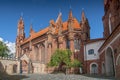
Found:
[20,54,29,62]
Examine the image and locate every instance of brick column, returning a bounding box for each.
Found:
[69,32,74,60]
[58,35,63,49]
[70,40,74,53]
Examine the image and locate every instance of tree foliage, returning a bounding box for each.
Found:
[0,41,10,57]
[71,59,82,67]
[47,49,82,69]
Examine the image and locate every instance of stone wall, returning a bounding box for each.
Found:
[0,57,19,74]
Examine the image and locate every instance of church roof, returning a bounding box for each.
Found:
[22,27,49,44]
[21,10,82,45]
[22,18,81,45]
[63,18,81,30]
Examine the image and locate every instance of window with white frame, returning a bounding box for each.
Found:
[88,49,94,55]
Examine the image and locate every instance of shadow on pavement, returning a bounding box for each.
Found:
[0,73,29,80]
[81,74,115,80]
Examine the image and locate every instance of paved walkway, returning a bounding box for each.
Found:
[20,73,115,80]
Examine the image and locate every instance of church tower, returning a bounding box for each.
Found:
[103,0,120,38]
[81,10,90,41]
[16,16,25,58]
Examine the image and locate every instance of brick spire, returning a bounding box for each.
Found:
[18,16,24,28]
[17,16,25,37]
[68,9,73,22]
[81,9,86,23]
[30,24,35,36]
[56,12,63,35]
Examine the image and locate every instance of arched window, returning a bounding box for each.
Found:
[88,49,94,55]
[74,38,81,50]
[90,63,98,74]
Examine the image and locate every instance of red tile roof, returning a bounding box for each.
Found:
[22,18,81,44]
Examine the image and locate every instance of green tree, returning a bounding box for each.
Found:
[47,49,82,73]
[47,49,72,67]
[0,41,10,57]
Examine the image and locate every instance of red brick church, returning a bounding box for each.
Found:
[16,9,91,73]
[15,0,120,79]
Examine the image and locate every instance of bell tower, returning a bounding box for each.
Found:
[16,16,25,58]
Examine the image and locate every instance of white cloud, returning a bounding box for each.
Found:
[6,42,15,54]
[0,37,3,41]
[0,37,15,55]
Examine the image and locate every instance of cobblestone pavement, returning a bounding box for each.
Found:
[20,73,115,80]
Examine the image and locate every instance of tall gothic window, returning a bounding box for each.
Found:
[74,38,81,51]
[66,40,70,49]
[35,46,39,61]
[109,13,112,34]
[41,44,45,63]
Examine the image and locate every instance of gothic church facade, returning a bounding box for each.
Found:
[16,10,90,73]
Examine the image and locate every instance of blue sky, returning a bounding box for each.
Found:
[0,0,104,42]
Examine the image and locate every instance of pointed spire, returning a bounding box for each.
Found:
[81,9,86,22]
[30,24,33,32]
[56,12,62,24]
[17,14,25,40]
[18,15,24,32]
[68,9,73,21]
[18,15,24,27]
[56,12,63,35]
[19,12,23,23]
[30,24,35,36]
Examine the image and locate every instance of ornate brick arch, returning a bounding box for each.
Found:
[90,62,98,74]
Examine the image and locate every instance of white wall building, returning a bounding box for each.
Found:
[84,38,104,74]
